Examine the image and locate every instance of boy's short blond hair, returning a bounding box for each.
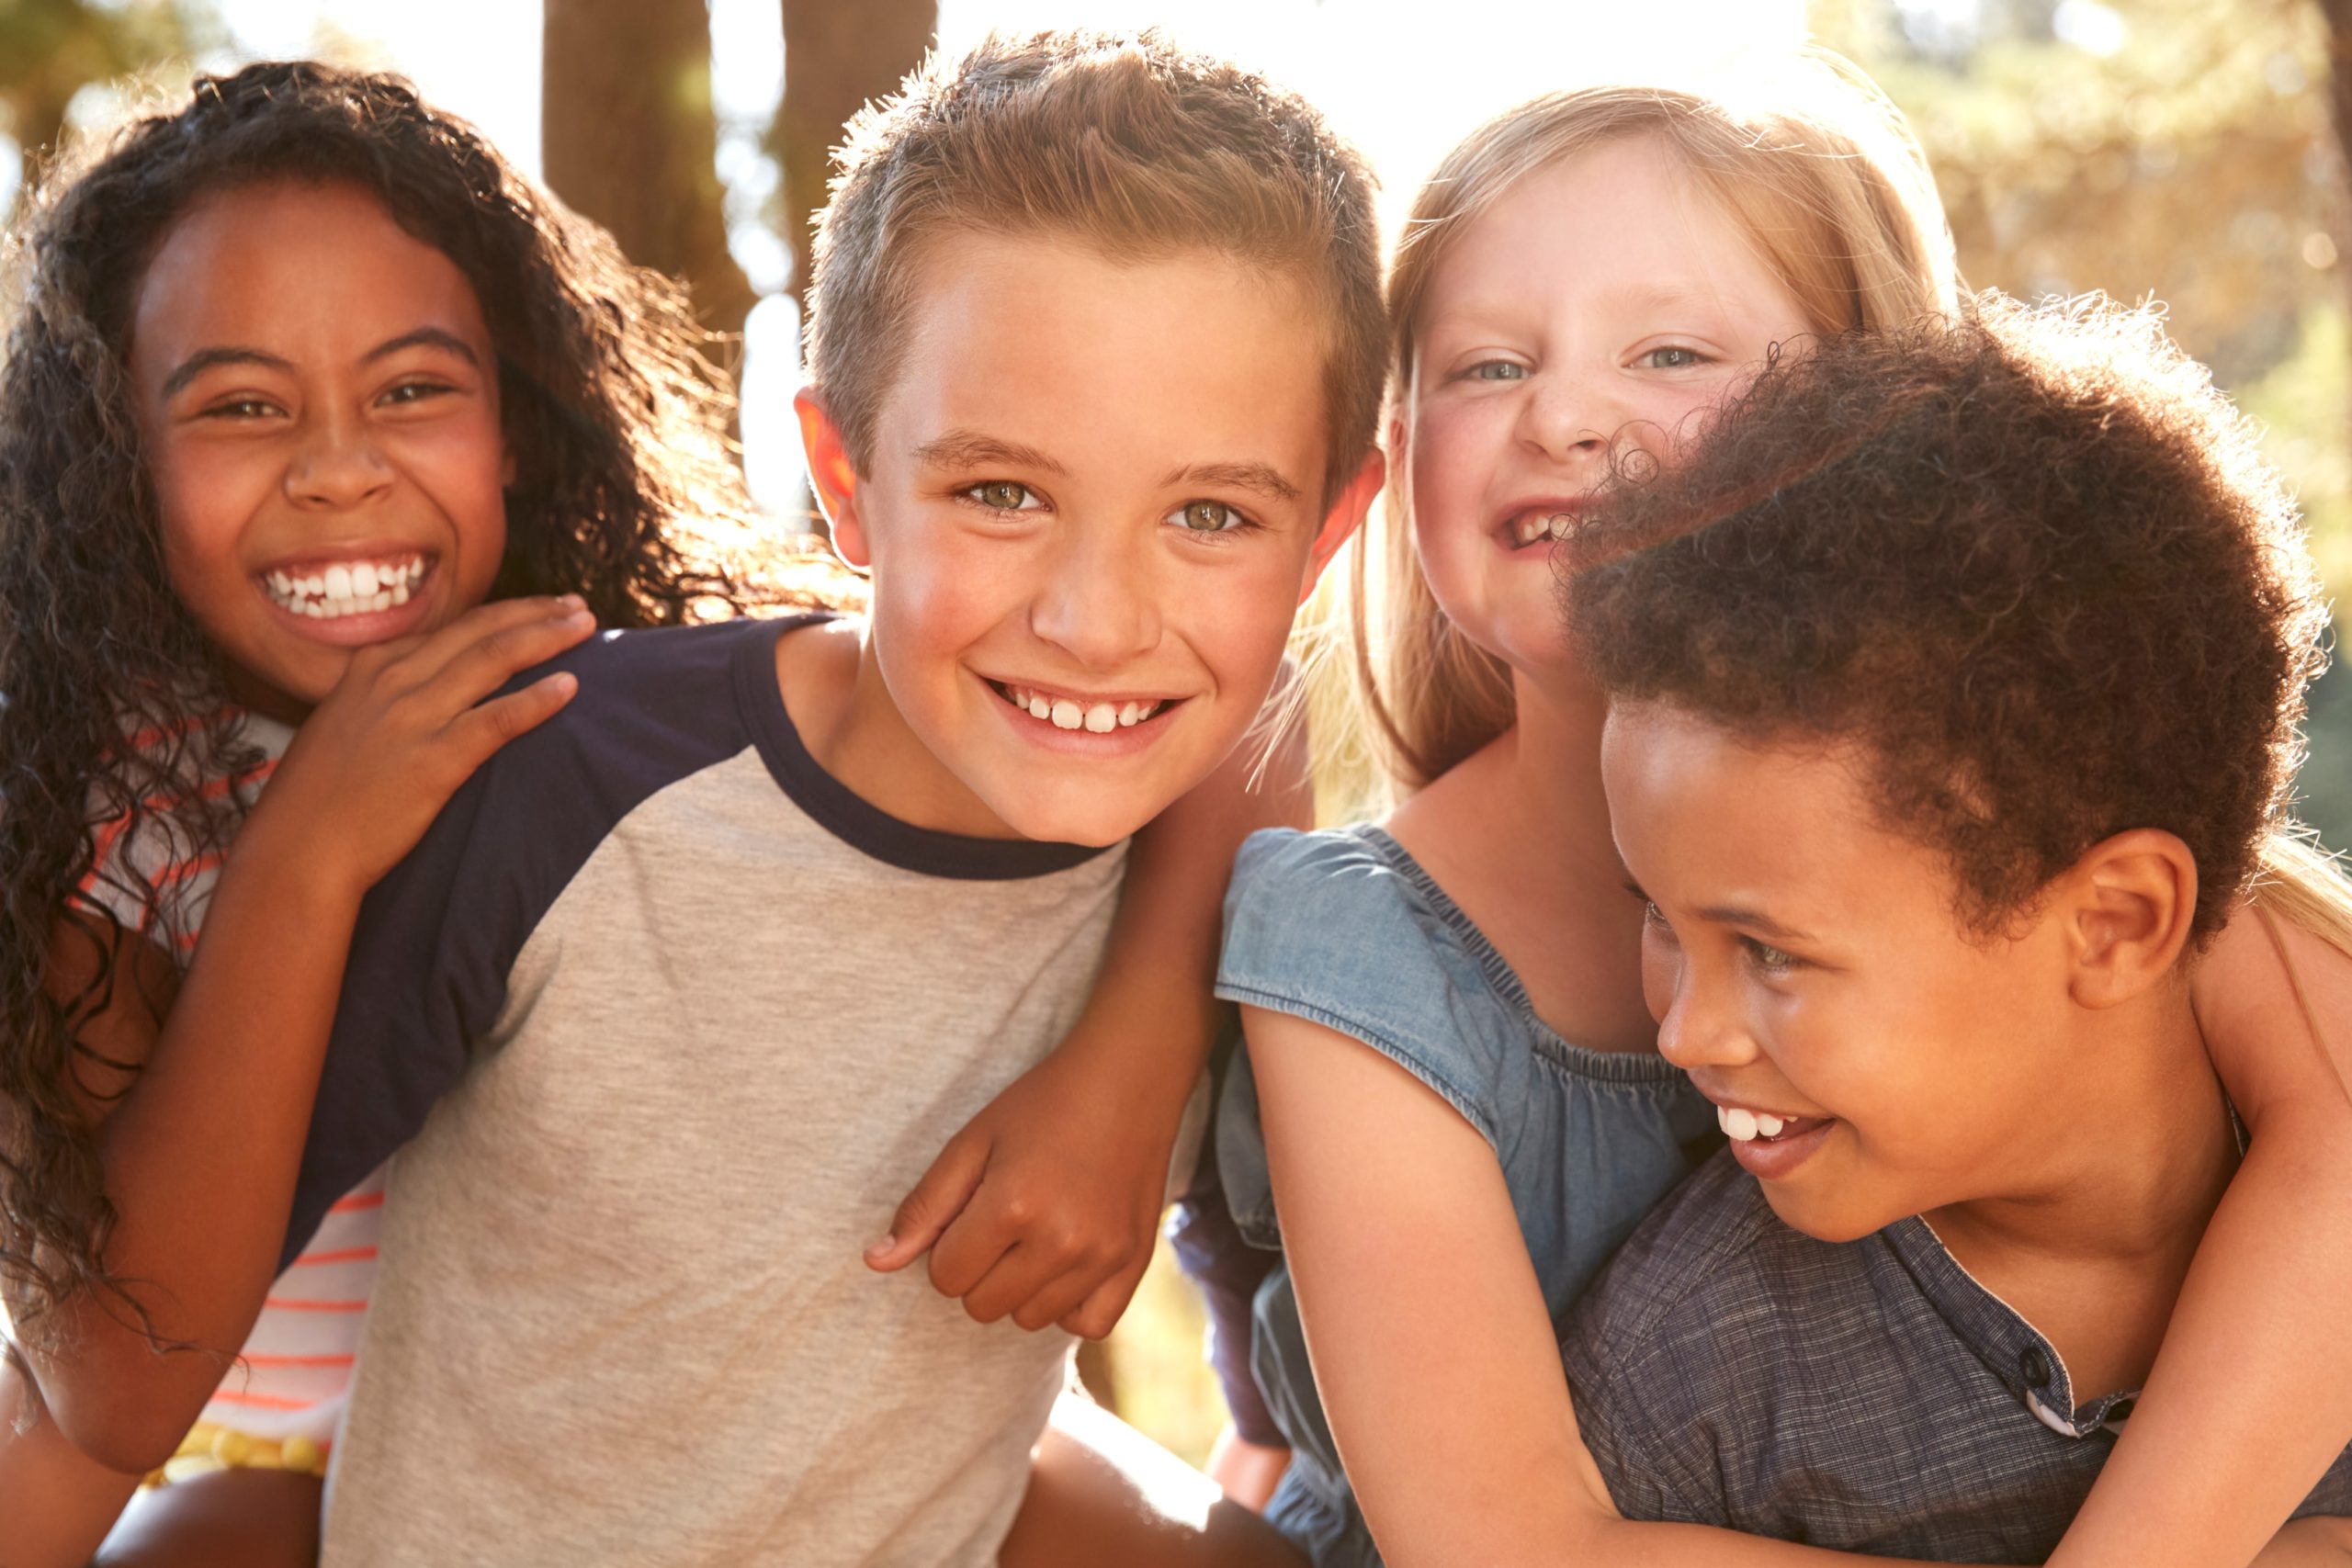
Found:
[806,28,1385,502]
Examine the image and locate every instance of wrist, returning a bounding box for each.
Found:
[220,795,374,919]
[1056,1013,1211,1121]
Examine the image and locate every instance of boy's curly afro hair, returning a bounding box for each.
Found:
[1566,294,2329,941]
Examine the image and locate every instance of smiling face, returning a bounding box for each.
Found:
[805,231,1371,846]
[1602,702,2097,1244]
[129,178,510,719]
[1401,137,1815,678]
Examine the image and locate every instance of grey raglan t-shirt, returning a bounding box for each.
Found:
[285,616,1131,1567]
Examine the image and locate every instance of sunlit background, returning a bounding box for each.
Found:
[6,0,2347,1462]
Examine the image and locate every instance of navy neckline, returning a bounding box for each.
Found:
[733,615,1115,881]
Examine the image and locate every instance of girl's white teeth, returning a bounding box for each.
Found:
[1718,1105,1798,1142]
[1510,513,1576,548]
[264,556,428,620]
[1003,684,1161,729]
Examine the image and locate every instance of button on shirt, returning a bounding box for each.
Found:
[1560,1151,2352,1562]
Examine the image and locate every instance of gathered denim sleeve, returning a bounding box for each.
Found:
[1212,827,1532,1249]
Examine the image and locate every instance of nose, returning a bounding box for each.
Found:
[1653,953,1760,1075]
[285,408,395,512]
[1028,519,1161,671]
[1515,367,1614,469]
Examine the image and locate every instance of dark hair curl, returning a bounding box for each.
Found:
[1566,294,2329,941]
[0,60,826,1344]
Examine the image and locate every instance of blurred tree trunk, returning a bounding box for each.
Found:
[2324,2,2352,226]
[543,0,756,345]
[773,0,937,303]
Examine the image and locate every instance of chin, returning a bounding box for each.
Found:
[991,795,1150,848]
[1753,1184,1894,1246]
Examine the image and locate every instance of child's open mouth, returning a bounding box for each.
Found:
[259,552,433,620]
[1715,1101,1835,1179]
[989,680,1176,734]
[1497,508,1584,554]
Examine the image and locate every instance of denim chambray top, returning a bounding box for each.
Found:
[1561,1150,2352,1560]
[1212,825,1719,1568]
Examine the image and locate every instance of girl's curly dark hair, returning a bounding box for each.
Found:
[1566,294,2329,942]
[0,60,831,1343]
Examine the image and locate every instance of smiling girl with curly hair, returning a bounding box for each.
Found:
[0,59,791,1564]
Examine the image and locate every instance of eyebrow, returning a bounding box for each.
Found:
[1162,460,1302,505]
[1696,904,1817,945]
[914,431,1067,475]
[159,347,291,401]
[159,327,482,402]
[362,326,482,368]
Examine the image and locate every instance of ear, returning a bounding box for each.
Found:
[2063,829,2199,1010]
[1298,446,1385,606]
[795,389,870,570]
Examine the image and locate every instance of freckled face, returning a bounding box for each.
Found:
[130,179,510,721]
[1403,138,1815,678]
[1602,703,2081,1242]
[831,232,1355,847]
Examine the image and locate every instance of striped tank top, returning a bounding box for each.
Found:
[80,708,385,1445]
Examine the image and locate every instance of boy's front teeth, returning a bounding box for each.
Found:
[1718,1105,1791,1141]
[1006,685,1159,730]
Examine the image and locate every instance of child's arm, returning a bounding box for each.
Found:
[2044,893,2352,1568]
[0,1360,143,1568]
[868,694,1313,1339]
[14,596,591,1474]
[1248,1005,1946,1568]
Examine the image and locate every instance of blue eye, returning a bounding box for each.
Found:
[1466,360,1527,382]
[1641,346,1704,370]
[1168,500,1249,534]
[962,480,1043,512]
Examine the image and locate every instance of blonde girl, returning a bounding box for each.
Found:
[1201,57,2352,1568]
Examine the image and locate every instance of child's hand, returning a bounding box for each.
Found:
[867,1042,1179,1339]
[252,594,594,906]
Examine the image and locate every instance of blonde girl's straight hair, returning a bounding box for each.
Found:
[1354,51,1960,792]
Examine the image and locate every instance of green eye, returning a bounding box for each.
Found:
[972,480,1033,510]
[1173,501,1239,533]
[1468,361,1526,381]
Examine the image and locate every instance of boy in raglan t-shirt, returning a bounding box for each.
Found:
[277,31,1387,1567]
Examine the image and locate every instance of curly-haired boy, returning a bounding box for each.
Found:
[1564,297,2352,1557]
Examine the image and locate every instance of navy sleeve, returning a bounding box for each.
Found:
[278,758,517,1269]
[278,620,782,1269]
